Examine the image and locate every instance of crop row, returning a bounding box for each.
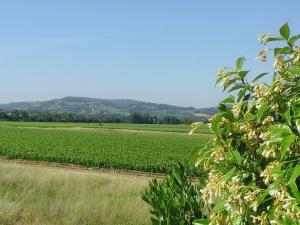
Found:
[0,127,210,174]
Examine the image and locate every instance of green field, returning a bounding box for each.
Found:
[0,121,211,133]
[0,124,210,174]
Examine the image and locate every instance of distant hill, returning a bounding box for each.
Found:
[0,97,217,119]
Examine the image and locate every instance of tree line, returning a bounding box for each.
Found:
[0,110,202,124]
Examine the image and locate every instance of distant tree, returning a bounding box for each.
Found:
[159,116,181,124]
[0,109,189,125]
[127,112,154,124]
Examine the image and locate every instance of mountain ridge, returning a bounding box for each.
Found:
[0,97,217,119]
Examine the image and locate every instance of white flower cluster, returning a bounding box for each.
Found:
[196,26,300,224]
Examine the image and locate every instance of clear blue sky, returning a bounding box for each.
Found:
[0,1,299,107]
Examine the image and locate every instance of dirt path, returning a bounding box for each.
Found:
[2,125,213,137]
[0,157,166,180]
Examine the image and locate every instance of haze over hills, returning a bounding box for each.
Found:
[0,97,217,119]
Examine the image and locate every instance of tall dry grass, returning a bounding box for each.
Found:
[0,162,150,225]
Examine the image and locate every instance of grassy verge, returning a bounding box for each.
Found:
[0,162,150,225]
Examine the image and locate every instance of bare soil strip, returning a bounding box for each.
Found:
[3,125,213,137]
[0,157,166,180]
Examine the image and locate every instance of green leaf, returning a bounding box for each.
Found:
[274,46,292,56]
[280,46,293,54]
[281,108,291,126]
[237,84,250,102]
[266,37,285,42]
[228,84,245,93]
[211,113,223,133]
[288,165,300,202]
[274,47,282,56]
[238,70,249,79]
[268,124,295,159]
[232,150,242,165]
[292,100,300,118]
[280,23,290,40]
[288,66,300,74]
[213,200,226,212]
[222,168,236,182]
[271,165,283,175]
[221,96,235,104]
[280,216,297,225]
[288,34,300,46]
[252,73,268,83]
[193,219,211,225]
[257,103,268,123]
[280,135,295,160]
[236,57,245,70]
[257,191,269,205]
[257,180,281,205]
[269,124,293,135]
[218,103,227,112]
[223,111,234,121]
[244,112,255,121]
[223,79,236,91]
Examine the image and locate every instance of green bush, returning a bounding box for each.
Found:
[192,23,300,224]
[142,163,204,225]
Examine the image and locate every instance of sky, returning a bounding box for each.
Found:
[0,1,299,108]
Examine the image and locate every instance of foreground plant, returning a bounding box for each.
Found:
[142,163,204,225]
[192,23,300,224]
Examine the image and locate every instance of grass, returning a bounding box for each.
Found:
[0,121,211,133]
[0,126,209,174]
[0,161,150,225]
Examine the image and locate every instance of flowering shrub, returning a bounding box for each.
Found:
[192,23,300,224]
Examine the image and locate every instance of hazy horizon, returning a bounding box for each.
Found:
[0,95,217,109]
[1,1,299,107]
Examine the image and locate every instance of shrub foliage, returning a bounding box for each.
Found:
[142,163,204,225]
[192,23,300,224]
